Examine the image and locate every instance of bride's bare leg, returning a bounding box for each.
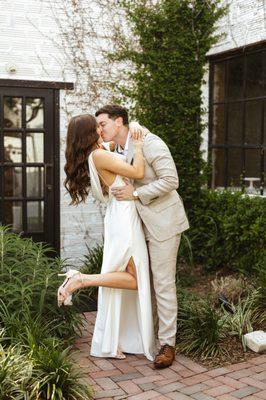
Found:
[62,257,137,296]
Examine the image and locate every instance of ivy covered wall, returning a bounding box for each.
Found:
[112,0,226,211]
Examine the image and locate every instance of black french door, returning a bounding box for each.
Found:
[0,86,59,251]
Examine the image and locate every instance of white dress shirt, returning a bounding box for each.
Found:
[116,133,130,157]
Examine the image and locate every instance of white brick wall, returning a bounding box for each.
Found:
[0,0,108,266]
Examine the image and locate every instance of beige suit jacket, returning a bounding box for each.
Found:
[127,131,189,242]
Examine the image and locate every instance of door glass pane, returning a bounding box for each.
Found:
[4,97,22,128]
[211,148,225,188]
[246,52,265,98]
[212,105,225,145]
[26,133,44,162]
[228,103,243,145]
[4,167,22,197]
[245,101,262,145]
[4,133,22,162]
[27,201,44,232]
[26,98,44,129]
[228,57,244,100]
[213,62,225,102]
[228,148,243,187]
[4,201,23,232]
[26,167,44,197]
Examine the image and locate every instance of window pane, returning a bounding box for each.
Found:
[26,133,44,162]
[244,149,261,192]
[4,133,22,163]
[227,103,243,145]
[26,98,44,129]
[4,167,22,197]
[245,101,262,145]
[228,148,243,187]
[26,167,44,197]
[4,97,22,128]
[213,62,225,102]
[4,201,23,232]
[212,105,225,145]
[245,149,261,177]
[27,201,44,232]
[228,57,244,99]
[211,148,225,188]
[246,52,265,98]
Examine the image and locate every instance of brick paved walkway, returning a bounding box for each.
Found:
[73,312,266,400]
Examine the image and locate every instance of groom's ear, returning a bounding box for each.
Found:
[115,116,123,127]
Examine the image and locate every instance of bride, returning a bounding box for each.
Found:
[58,114,156,361]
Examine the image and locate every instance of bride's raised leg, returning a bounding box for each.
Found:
[58,257,137,304]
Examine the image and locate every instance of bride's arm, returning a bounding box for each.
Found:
[93,135,144,180]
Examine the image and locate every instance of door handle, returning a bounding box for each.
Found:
[44,164,53,192]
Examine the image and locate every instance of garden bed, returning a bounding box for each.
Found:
[176,262,266,368]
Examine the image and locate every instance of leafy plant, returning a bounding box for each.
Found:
[211,275,254,303]
[0,225,83,341]
[30,341,93,400]
[0,226,92,399]
[0,330,32,400]
[176,292,228,359]
[223,292,260,350]
[78,243,103,307]
[186,190,266,273]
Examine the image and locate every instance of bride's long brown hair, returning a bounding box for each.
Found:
[64,114,99,205]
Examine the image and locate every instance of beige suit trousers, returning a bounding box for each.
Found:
[144,226,181,347]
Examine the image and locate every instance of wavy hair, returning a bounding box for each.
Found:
[64,114,99,205]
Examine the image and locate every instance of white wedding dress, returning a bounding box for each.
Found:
[88,151,156,361]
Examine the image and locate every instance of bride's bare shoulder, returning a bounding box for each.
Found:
[92,148,114,167]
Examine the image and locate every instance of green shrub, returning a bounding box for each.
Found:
[176,292,228,359]
[0,226,83,341]
[0,227,92,399]
[0,332,32,400]
[77,243,103,309]
[30,341,93,400]
[187,190,266,273]
[223,292,260,350]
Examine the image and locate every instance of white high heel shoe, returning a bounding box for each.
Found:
[57,269,80,307]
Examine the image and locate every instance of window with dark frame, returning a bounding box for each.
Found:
[209,43,266,195]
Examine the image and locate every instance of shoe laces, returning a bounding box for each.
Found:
[159,344,170,355]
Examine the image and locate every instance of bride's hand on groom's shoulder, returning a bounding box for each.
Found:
[129,121,148,140]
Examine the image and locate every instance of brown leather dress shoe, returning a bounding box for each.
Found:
[154,344,175,369]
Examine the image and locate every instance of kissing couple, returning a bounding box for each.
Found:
[58,104,189,369]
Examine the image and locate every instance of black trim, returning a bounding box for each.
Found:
[0,79,74,90]
[207,40,266,61]
[54,90,60,254]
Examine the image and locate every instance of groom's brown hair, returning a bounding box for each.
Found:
[95,104,129,125]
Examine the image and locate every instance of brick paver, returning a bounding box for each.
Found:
[75,312,266,399]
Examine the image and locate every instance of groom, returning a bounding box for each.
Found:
[95,104,189,368]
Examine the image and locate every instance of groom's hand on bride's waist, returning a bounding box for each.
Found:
[111,179,136,201]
